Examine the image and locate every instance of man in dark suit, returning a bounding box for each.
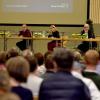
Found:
[16,24,32,51]
[77,24,97,54]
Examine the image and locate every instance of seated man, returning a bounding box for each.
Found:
[82,50,100,90]
[47,25,61,51]
[77,24,97,54]
[16,24,32,51]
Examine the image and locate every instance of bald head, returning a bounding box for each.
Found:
[85,50,99,66]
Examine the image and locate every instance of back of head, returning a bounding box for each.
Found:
[74,51,82,61]
[85,50,99,66]
[6,48,19,60]
[0,51,7,65]
[52,48,74,71]
[44,51,52,61]
[6,56,29,82]
[34,52,44,66]
[45,54,55,70]
[25,55,37,73]
[0,69,10,93]
[0,93,20,100]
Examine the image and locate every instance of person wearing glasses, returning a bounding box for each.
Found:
[77,23,97,54]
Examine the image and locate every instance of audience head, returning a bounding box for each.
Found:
[0,69,10,94]
[73,51,82,62]
[6,48,19,60]
[72,61,85,73]
[45,54,56,72]
[83,23,89,32]
[34,52,44,66]
[44,51,52,61]
[25,55,37,73]
[6,56,29,83]
[0,51,7,65]
[84,50,99,66]
[52,48,74,71]
[0,93,20,100]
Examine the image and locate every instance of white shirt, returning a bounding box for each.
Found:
[72,71,100,100]
[22,74,43,96]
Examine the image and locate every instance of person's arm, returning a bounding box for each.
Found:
[53,31,60,38]
[18,31,22,36]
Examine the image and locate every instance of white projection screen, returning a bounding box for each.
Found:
[0,0,87,24]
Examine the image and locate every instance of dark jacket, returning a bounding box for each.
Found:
[39,71,91,100]
[48,31,60,38]
[81,30,95,38]
[82,71,100,90]
[78,30,97,53]
[11,86,33,100]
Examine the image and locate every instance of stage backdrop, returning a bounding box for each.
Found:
[0,0,87,24]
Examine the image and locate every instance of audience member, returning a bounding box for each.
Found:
[72,61,100,100]
[0,69,10,95]
[34,52,46,76]
[96,50,100,74]
[16,24,32,51]
[44,51,52,61]
[6,47,19,60]
[47,25,60,51]
[23,55,43,96]
[6,56,33,100]
[39,48,91,100]
[83,50,100,90]
[0,51,7,68]
[73,51,86,69]
[42,52,56,79]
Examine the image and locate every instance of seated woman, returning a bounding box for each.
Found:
[77,23,97,54]
[47,25,61,51]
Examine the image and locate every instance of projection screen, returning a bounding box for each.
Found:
[0,0,87,24]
